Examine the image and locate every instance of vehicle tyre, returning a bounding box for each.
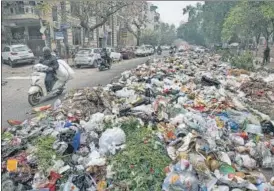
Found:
[28,92,42,106]
[56,88,64,96]
[8,58,14,68]
[31,60,35,65]
[93,60,98,68]
[76,64,81,69]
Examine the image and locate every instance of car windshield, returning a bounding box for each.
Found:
[93,49,100,53]
[12,46,28,52]
[77,49,90,54]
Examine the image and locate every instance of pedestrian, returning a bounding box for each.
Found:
[263,46,270,65]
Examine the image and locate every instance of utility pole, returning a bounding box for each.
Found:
[61,0,69,61]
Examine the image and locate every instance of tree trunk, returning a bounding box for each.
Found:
[136,28,141,46]
[255,34,260,56]
[61,0,69,60]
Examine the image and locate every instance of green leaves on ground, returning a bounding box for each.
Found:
[110,119,170,191]
[32,135,61,173]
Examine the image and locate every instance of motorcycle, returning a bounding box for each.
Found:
[157,49,162,55]
[28,62,70,106]
[98,58,112,71]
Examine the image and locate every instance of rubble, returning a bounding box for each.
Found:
[2,49,274,190]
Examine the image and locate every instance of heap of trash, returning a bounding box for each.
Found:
[2,50,274,191]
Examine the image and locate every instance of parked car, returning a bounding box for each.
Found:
[2,44,35,68]
[74,48,101,68]
[119,47,135,59]
[142,45,154,55]
[106,47,123,61]
[194,47,205,53]
[135,47,150,57]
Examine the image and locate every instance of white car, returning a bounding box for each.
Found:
[142,45,154,55]
[135,47,150,57]
[74,48,101,68]
[2,44,35,68]
[106,47,123,61]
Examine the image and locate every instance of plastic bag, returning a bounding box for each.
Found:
[58,59,75,80]
[115,88,135,98]
[81,113,105,132]
[55,61,69,82]
[245,124,262,134]
[99,127,126,155]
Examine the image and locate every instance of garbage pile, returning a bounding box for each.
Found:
[2,50,274,191]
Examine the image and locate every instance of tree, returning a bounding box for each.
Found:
[222,1,274,50]
[158,23,176,45]
[178,3,205,45]
[140,29,160,46]
[70,0,131,44]
[120,1,149,46]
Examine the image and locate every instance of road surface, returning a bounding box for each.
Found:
[2,54,166,127]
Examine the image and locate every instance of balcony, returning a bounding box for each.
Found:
[3,4,40,21]
[5,13,39,20]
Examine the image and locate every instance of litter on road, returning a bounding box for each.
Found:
[2,49,274,191]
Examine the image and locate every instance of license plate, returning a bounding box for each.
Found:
[21,55,28,58]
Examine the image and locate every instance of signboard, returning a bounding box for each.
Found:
[60,23,70,29]
[55,32,64,40]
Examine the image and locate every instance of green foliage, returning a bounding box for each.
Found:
[178,2,236,46]
[140,29,160,46]
[110,119,170,191]
[230,51,255,71]
[222,1,274,45]
[32,136,61,173]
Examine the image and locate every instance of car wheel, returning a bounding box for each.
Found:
[31,60,35,65]
[76,64,81,69]
[8,58,14,68]
[93,60,98,68]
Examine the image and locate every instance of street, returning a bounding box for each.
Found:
[2,54,165,127]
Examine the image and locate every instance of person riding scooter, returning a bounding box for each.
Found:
[157,45,162,55]
[39,47,59,92]
[100,48,111,67]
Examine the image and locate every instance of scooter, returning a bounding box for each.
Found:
[157,49,162,55]
[98,58,112,71]
[28,62,68,106]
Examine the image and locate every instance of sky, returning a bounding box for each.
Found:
[149,1,202,27]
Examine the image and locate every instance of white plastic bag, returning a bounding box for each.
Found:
[99,127,126,155]
[58,59,75,80]
[55,61,69,82]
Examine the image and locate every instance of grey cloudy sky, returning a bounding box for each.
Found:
[149,1,203,27]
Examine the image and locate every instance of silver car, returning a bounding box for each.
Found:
[74,48,101,68]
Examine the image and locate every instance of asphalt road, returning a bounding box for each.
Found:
[2,53,166,127]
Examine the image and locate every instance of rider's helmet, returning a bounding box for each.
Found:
[43,47,51,58]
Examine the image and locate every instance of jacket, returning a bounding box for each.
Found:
[39,55,59,71]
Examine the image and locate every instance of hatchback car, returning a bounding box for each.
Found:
[106,47,123,61]
[74,48,101,68]
[2,44,35,68]
[119,47,135,59]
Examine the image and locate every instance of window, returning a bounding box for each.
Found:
[4,47,10,52]
[29,1,36,6]
[26,8,29,13]
[12,46,28,52]
[10,8,14,14]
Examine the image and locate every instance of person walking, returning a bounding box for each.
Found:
[263,46,270,65]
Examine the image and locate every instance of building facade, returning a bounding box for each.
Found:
[2,1,122,56]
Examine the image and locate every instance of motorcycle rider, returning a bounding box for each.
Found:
[157,45,162,53]
[100,47,111,67]
[39,47,59,92]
